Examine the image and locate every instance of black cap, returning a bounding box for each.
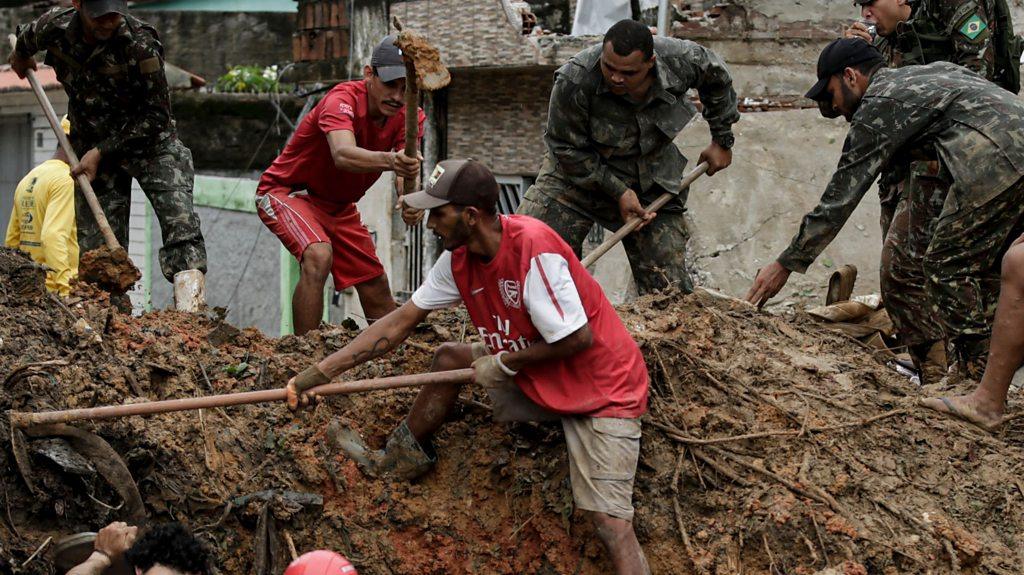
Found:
[82,0,127,18]
[805,38,883,101]
[853,0,874,4]
[370,35,406,82]
[403,159,499,210]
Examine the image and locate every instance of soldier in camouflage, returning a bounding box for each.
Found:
[746,39,1024,379]
[517,19,739,295]
[843,0,1020,381]
[8,0,207,293]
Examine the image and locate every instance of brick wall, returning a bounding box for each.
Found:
[446,68,554,176]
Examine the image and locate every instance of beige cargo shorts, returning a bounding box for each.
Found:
[471,343,642,520]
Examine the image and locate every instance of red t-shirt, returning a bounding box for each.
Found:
[261,80,425,205]
[411,215,649,418]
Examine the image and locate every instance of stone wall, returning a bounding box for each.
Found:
[133,10,295,81]
[446,68,554,176]
[170,92,306,171]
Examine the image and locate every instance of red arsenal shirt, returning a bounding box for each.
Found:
[261,80,425,205]
[412,215,649,418]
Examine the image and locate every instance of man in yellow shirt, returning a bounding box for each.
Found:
[5,116,79,296]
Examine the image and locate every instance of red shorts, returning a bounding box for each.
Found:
[256,180,385,289]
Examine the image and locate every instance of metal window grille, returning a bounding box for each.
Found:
[495,175,533,215]
[405,221,425,294]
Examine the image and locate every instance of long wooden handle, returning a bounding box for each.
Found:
[581,162,709,268]
[403,59,419,196]
[9,368,474,427]
[8,34,121,251]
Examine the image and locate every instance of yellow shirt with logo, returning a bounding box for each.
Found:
[5,159,79,296]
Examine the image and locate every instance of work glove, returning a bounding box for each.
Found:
[286,364,330,411]
[471,352,516,389]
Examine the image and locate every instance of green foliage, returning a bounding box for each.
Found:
[215,65,280,94]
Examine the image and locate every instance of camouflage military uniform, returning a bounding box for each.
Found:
[867,0,1009,371]
[779,62,1024,370]
[517,36,739,294]
[14,7,206,282]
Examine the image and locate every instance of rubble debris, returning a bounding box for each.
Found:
[0,246,1022,574]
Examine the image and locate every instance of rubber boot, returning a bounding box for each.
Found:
[173,269,206,312]
[910,340,948,387]
[328,419,436,480]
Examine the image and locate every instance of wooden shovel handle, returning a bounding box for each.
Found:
[403,59,419,196]
[581,162,709,268]
[9,368,475,427]
[8,34,121,251]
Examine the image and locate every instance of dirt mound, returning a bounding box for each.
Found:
[78,246,141,293]
[1,246,1023,575]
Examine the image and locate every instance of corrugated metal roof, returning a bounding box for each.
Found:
[132,0,295,12]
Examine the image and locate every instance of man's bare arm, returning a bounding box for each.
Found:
[318,300,431,377]
[327,130,419,178]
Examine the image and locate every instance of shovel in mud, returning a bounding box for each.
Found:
[7,35,141,294]
[391,17,451,198]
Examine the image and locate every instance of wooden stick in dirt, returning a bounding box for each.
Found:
[581,162,709,268]
[9,369,474,428]
[8,34,121,251]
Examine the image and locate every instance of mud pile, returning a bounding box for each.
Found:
[1,246,1022,575]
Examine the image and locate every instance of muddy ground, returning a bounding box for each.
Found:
[1,246,1022,575]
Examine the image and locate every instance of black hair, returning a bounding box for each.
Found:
[125,523,212,575]
[603,19,654,60]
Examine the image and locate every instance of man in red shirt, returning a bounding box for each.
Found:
[285,159,652,574]
[256,35,425,335]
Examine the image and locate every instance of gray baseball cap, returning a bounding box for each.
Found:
[82,0,127,18]
[370,35,407,82]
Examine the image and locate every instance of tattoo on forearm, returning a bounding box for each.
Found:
[351,337,392,364]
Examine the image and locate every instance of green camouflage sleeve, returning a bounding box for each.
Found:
[14,8,66,58]
[685,43,740,145]
[544,74,630,200]
[943,0,996,79]
[776,121,893,273]
[97,29,173,156]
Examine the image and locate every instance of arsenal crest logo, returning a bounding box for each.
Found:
[498,279,521,309]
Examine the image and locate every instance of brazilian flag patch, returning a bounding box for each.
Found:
[959,14,988,40]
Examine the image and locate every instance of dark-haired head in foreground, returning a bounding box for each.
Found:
[600,19,655,97]
[125,523,212,575]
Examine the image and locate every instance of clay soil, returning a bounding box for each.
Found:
[1,246,1023,575]
[77,246,141,293]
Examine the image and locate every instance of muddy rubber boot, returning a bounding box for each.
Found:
[173,269,206,312]
[328,419,436,480]
[910,341,948,387]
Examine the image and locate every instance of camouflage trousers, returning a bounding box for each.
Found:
[885,169,1024,367]
[518,169,692,295]
[880,161,948,351]
[75,137,207,282]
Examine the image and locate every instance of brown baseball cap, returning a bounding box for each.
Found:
[403,159,499,210]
